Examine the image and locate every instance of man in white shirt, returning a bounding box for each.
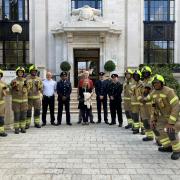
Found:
[42,72,57,126]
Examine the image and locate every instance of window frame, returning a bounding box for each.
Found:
[0,40,29,65]
[2,0,29,21]
[144,0,175,22]
[144,40,174,64]
[71,0,103,14]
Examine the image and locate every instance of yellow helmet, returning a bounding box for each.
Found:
[152,74,165,85]
[0,69,3,77]
[141,66,152,75]
[29,65,38,73]
[16,66,25,74]
[133,70,142,78]
[125,68,133,75]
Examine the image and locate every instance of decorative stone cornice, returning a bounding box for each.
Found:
[52,21,122,35]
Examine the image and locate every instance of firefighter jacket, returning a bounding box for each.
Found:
[146,86,180,125]
[130,80,144,113]
[26,76,43,100]
[137,77,153,120]
[10,77,29,103]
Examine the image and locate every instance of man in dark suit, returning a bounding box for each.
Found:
[108,74,123,127]
[95,72,109,124]
[56,72,72,125]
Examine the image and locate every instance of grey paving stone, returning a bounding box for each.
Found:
[0,114,179,179]
[130,175,151,180]
[72,175,92,180]
[150,175,171,180]
[111,175,131,180]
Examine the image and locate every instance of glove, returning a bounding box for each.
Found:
[165,123,175,133]
[35,80,39,86]
[12,81,17,88]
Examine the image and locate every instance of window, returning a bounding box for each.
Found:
[71,0,102,11]
[144,0,175,21]
[2,0,29,20]
[0,0,2,20]
[144,41,174,63]
[1,41,29,65]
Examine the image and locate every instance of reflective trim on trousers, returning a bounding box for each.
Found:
[160,137,171,148]
[0,126,5,133]
[172,142,180,152]
[34,117,40,125]
[26,118,31,126]
[145,130,154,138]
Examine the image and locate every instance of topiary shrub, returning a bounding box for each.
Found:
[60,61,71,72]
[104,60,116,76]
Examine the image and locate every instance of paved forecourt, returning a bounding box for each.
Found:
[0,114,180,180]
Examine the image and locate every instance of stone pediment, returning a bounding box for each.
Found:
[51,21,121,35]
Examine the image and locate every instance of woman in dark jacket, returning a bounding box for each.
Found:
[78,79,93,125]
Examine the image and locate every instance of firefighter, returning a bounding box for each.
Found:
[10,67,29,134]
[148,74,180,160]
[138,66,154,141]
[26,65,43,128]
[0,69,8,137]
[124,69,134,129]
[131,70,144,134]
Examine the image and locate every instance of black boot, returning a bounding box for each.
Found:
[109,122,116,125]
[133,129,139,134]
[143,137,153,141]
[51,122,56,126]
[0,132,7,137]
[21,128,26,133]
[118,123,122,127]
[35,124,41,128]
[171,152,180,160]
[90,121,95,124]
[158,146,172,152]
[56,122,61,126]
[125,124,132,129]
[25,125,30,129]
[104,121,109,124]
[96,121,101,124]
[15,129,19,134]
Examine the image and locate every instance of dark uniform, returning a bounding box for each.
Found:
[95,72,109,124]
[56,72,72,125]
[108,74,123,126]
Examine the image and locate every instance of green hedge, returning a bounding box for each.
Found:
[139,64,180,98]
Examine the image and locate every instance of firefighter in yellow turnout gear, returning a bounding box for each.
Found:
[10,67,29,134]
[130,70,144,134]
[138,66,154,141]
[124,69,134,129]
[0,69,8,137]
[26,65,43,129]
[148,74,180,160]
